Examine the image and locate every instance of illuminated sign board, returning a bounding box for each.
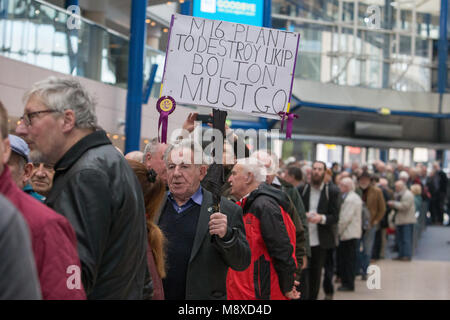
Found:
[193,0,264,27]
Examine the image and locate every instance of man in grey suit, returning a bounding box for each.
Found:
[156,140,251,300]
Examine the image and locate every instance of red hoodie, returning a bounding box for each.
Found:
[0,166,86,300]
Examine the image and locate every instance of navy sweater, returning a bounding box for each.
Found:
[159,201,201,300]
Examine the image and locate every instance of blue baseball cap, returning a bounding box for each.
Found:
[8,134,30,163]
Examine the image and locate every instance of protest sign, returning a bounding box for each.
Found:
[161,14,300,119]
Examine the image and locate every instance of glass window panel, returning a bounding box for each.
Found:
[399,35,411,55]
[364,31,384,60]
[415,37,428,58]
[394,7,413,32]
[285,0,339,22]
[342,1,355,24]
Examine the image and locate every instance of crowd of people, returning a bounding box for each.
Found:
[0,76,446,300]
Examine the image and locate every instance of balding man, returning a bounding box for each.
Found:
[125,151,144,163]
[227,157,299,300]
[387,181,416,261]
[143,138,168,184]
[337,178,362,292]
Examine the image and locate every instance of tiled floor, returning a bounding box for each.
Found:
[319,226,450,300]
[329,259,450,300]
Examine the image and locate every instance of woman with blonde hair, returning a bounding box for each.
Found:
[127,159,167,299]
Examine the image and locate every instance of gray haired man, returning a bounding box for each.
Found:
[15,76,149,299]
[156,140,250,299]
[143,137,168,184]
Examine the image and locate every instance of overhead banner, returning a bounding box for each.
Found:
[161,14,300,119]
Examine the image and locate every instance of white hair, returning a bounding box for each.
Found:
[125,151,144,163]
[236,157,267,183]
[340,177,355,191]
[143,138,161,157]
[399,171,409,181]
[250,149,279,176]
[24,76,97,129]
[163,138,211,165]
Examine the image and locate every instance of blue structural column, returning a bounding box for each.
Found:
[125,0,148,153]
[436,0,448,163]
[438,0,448,97]
[380,149,388,163]
[263,0,272,28]
[180,0,192,15]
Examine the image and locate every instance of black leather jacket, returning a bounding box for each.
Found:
[46,130,150,299]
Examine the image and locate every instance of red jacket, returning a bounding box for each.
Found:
[227,184,297,300]
[0,167,86,300]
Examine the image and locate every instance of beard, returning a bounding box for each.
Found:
[311,173,325,186]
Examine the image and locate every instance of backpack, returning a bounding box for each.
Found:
[361,203,371,231]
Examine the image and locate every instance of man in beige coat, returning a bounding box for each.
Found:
[337,178,362,292]
[388,181,416,261]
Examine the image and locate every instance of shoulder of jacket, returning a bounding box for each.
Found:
[349,192,362,203]
[250,194,280,210]
[220,196,241,213]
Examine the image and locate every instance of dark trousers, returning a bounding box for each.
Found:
[298,267,309,300]
[337,239,357,290]
[430,195,445,224]
[322,248,335,295]
[308,246,327,300]
[372,228,382,259]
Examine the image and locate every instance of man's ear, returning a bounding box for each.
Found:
[245,171,253,184]
[62,109,76,133]
[144,152,152,169]
[23,162,33,185]
[198,164,208,181]
[2,137,11,165]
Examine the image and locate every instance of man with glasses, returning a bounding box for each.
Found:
[1,100,85,300]
[15,76,150,300]
[156,140,251,300]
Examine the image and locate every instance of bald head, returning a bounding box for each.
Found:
[125,151,144,163]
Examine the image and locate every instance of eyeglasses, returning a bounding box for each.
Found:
[20,110,59,126]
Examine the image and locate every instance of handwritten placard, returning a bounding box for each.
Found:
[161,14,300,119]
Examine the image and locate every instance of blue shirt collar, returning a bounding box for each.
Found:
[167,185,203,213]
[190,186,203,206]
